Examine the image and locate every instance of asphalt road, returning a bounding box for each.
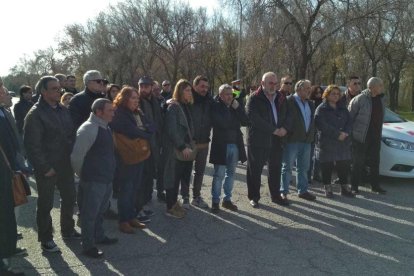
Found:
[9,162,414,276]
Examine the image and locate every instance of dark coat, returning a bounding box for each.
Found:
[209,98,249,165]
[161,101,194,190]
[23,97,75,175]
[246,87,287,148]
[284,95,316,144]
[315,101,352,162]
[191,91,213,144]
[68,88,105,131]
[13,99,33,134]
[140,96,164,159]
[0,108,19,170]
[110,106,155,140]
[0,147,17,259]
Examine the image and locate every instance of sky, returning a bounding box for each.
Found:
[0,0,219,76]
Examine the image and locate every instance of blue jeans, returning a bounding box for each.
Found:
[80,180,112,250]
[211,144,239,204]
[117,162,144,223]
[281,143,311,194]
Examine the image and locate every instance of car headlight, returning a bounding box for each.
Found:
[382,137,414,151]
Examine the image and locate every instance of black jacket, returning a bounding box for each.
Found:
[13,99,33,134]
[209,98,249,165]
[68,88,104,131]
[110,106,155,140]
[191,91,213,144]
[23,98,75,175]
[284,95,316,144]
[246,87,287,148]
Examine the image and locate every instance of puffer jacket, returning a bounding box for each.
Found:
[348,89,385,143]
[23,97,75,175]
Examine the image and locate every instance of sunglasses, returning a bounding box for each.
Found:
[283,82,293,85]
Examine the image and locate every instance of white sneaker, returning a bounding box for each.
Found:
[191,197,209,208]
[181,197,190,209]
[41,240,61,252]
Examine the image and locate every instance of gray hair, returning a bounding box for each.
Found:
[367,77,383,88]
[91,98,112,114]
[83,70,103,85]
[295,79,311,92]
[218,84,233,95]
[262,72,277,82]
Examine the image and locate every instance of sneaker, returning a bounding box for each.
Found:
[211,203,220,214]
[191,196,209,208]
[181,197,190,209]
[143,209,155,217]
[298,192,316,201]
[41,240,61,252]
[137,211,151,223]
[351,186,359,194]
[62,230,82,240]
[83,247,104,258]
[166,204,185,219]
[222,201,238,211]
[97,236,119,245]
[14,247,28,256]
[371,186,386,194]
[324,185,334,198]
[340,185,355,197]
[249,200,259,208]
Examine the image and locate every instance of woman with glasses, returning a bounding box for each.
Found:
[315,85,354,198]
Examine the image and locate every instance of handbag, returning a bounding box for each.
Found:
[174,104,198,161]
[113,132,151,165]
[0,145,29,206]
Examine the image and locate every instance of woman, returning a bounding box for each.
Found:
[162,79,194,218]
[110,86,154,233]
[13,85,34,135]
[308,85,323,183]
[315,85,354,198]
[106,84,121,102]
[60,92,74,108]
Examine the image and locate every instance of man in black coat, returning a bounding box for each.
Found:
[210,84,249,213]
[246,72,288,208]
[185,75,213,208]
[24,76,79,253]
[68,70,106,131]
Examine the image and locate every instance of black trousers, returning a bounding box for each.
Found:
[166,160,193,209]
[136,158,155,212]
[246,137,283,201]
[351,138,381,189]
[320,160,350,185]
[35,165,75,243]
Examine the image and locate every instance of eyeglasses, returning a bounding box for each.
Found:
[92,79,104,84]
[283,82,293,85]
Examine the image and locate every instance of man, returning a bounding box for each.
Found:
[24,76,79,253]
[210,84,249,213]
[348,77,386,194]
[66,75,78,94]
[71,98,118,258]
[231,79,247,105]
[160,80,172,102]
[184,75,212,208]
[279,74,293,103]
[54,73,67,94]
[246,72,288,208]
[280,80,317,202]
[339,76,361,108]
[0,84,26,275]
[68,70,106,131]
[136,76,164,222]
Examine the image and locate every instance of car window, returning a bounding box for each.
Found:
[384,108,406,123]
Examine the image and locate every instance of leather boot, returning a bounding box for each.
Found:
[119,222,135,234]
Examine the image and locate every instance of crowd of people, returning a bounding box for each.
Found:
[0,70,387,274]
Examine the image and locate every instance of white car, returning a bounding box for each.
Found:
[380,109,414,178]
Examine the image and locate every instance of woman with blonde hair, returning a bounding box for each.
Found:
[60,92,74,108]
[162,79,194,218]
